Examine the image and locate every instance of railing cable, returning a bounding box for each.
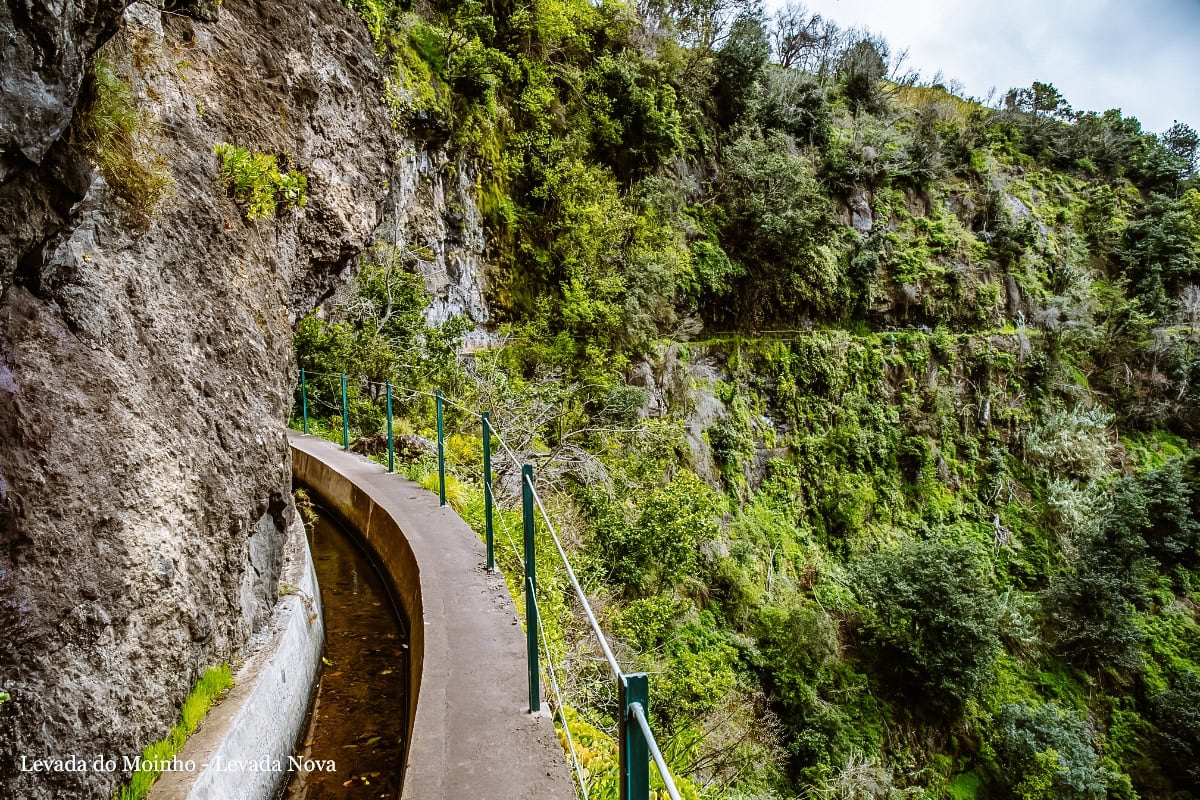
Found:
[629,703,683,800]
[524,472,621,680]
[529,590,590,800]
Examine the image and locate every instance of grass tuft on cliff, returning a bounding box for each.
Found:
[114,665,233,800]
[76,57,174,224]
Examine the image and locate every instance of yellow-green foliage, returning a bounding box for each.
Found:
[213,143,307,220]
[417,469,469,510]
[77,58,174,222]
[115,665,233,800]
[556,707,705,800]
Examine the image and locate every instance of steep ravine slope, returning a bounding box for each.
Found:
[0,1,481,797]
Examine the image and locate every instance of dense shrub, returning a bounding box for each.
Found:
[595,470,722,596]
[988,703,1107,800]
[1149,669,1200,792]
[1024,407,1115,481]
[854,540,1001,717]
[1046,467,1179,672]
[712,131,840,325]
[1120,190,1200,318]
[711,11,770,129]
[754,602,838,717]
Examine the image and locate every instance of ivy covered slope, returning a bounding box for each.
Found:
[300,0,1200,798]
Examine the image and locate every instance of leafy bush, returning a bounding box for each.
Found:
[853,540,1001,718]
[1045,477,1104,555]
[754,602,838,717]
[214,143,307,220]
[588,54,683,182]
[596,470,722,596]
[596,384,648,427]
[1047,471,1164,671]
[988,703,1107,800]
[713,131,840,325]
[657,613,739,722]
[708,412,755,489]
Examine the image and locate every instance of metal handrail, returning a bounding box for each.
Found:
[524,472,622,680]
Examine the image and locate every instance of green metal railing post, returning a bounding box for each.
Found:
[482,412,495,571]
[386,381,395,473]
[522,464,540,713]
[340,373,349,451]
[300,368,309,434]
[435,391,447,507]
[619,673,650,800]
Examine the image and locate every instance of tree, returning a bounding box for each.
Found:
[1162,121,1199,178]
[1120,190,1200,316]
[712,9,770,129]
[712,131,840,325]
[768,1,838,74]
[1134,458,1199,572]
[854,540,1001,718]
[1004,81,1073,157]
[837,34,887,115]
[1046,467,1180,672]
[757,66,831,146]
[1065,109,1143,176]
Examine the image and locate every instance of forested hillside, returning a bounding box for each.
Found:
[295,0,1200,797]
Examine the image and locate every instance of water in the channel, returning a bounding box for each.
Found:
[283,506,409,799]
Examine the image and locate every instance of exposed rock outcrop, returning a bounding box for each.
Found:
[0,0,399,796]
[0,0,127,173]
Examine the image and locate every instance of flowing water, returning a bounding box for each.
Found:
[283,506,409,799]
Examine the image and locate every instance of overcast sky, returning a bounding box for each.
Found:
[785,0,1199,134]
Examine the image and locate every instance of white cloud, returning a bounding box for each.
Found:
[778,0,1200,133]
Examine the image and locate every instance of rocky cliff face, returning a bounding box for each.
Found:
[0,1,482,796]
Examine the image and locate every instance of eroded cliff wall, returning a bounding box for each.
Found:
[0,0,482,796]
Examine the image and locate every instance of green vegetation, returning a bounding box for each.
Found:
[213,144,307,220]
[115,666,233,800]
[855,540,1001,718]
[76,57,174,223]
[987,703,1107,800]
[293,0,1200,795]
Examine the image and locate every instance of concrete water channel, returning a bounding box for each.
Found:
[283,505,409,798]
[288,433,575,800]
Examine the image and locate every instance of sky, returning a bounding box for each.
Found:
[785,0,1200,134]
